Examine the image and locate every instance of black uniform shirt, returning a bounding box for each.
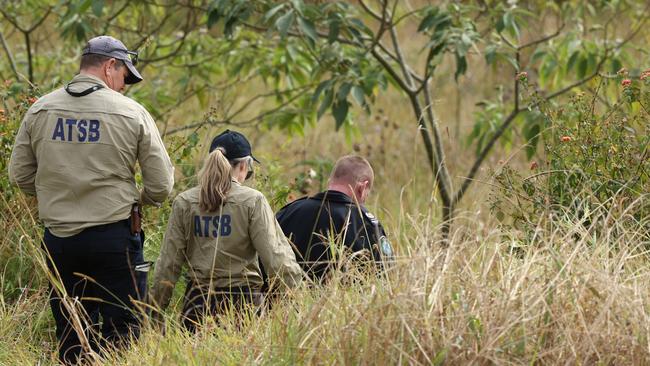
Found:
[276,190,392,282]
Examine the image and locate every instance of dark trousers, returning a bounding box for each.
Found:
[181,283,263,332]
[43,220,148,365]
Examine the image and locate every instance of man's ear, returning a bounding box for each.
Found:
[354,180,367,201]
[106,58,118,71]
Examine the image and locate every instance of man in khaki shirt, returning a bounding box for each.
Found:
[150,130,301,331]
[8,36,174,365]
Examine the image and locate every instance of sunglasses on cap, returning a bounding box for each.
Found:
[231,157,254,181]
[245,157,254,181]
[106,47,139,65]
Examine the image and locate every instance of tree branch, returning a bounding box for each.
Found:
[102,2,131,34]
[518,21,565,50]
[0,29,19,80]
[370,48,415,94]
[24,32,33,83]
[164,85,311,136]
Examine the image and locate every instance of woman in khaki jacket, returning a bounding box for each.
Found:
[150,130,302,331]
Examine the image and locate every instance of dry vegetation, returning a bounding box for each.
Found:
[1,2,649,364]
[2,190,649,365]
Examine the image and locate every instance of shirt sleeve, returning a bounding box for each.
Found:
[249,194,303,290]
[8,114,37,195]
[138,109,174,206]
[347,207,386,266]
[150,197,187,310]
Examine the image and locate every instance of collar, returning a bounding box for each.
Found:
[312,190,355,204]
[69,73,110,89]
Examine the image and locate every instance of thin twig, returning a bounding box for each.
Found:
[0,29,19,79]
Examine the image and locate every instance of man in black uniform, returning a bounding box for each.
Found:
[276,155,392,282]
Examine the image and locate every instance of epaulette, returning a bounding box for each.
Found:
[363,210,380,226]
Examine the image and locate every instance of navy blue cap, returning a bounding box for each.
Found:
[82,36,142,84]
[209,130,260,163]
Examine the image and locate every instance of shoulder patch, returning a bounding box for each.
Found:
[379,236,393,257]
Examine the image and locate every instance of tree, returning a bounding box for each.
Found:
[202,0,648,241]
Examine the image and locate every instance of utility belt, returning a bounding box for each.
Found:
[185,281,260,295]
[83,204,141,235]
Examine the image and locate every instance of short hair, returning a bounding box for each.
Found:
[79,54,124,70]
[330,155,374,188]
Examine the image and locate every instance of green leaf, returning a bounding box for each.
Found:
[432,348,448,366]
[418,8,440,32]
[348,18,372,36]
[499,53,518,70]
[566,51,580,72]
[495,211,505,222]
[455,54,467,81]
[290,0,305,16]
[78,0,92,13]
[196,88,208,109]
[311,80,332,105]
[310,79,332,104]
[530,48,546,65]
[351,85,365,107]
[317,88,333,120]
[264,4,285,22]
[610,58,622,74]
[75,23,86,42]
[524,124,541,159]
[495,17,505,33]
[207,9,221,29]
[297,17,318,43]
[276,10,295,38]
[337,83,352,101]
[332,100,349,130]
[328,18,340,44]
[91,0,104,16]
[577,55,588,79]
[485,44,497,65]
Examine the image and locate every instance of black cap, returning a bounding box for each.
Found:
[209,130,260,163]
[82,36,143,84]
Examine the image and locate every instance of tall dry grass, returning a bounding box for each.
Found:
[1,185,648,365]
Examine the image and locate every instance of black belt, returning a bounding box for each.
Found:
[83,219,130,232]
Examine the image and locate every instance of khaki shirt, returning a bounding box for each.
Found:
[150,183,303,310]
[8,74,174,237]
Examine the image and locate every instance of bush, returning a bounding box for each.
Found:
[492,76,649,237]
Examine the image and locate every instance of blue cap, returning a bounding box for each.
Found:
[82,36,142,84]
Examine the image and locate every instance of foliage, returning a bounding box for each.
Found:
[199,0,650,235]
[492,75,649,236]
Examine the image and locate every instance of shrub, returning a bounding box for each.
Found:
[492,76,649,237]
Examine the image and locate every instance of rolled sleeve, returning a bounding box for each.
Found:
[249,195,303,290]
[150,197,187,310]
[8,116,37,195]
[138,111,174,206]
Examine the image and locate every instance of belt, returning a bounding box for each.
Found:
[186,281,258,295]
[83,219,130,232]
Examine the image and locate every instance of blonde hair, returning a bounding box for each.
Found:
[198,148,232,212]
[330,155,374,188]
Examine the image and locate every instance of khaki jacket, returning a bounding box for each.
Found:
[150,183,303,310]
[8,74,174,237]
